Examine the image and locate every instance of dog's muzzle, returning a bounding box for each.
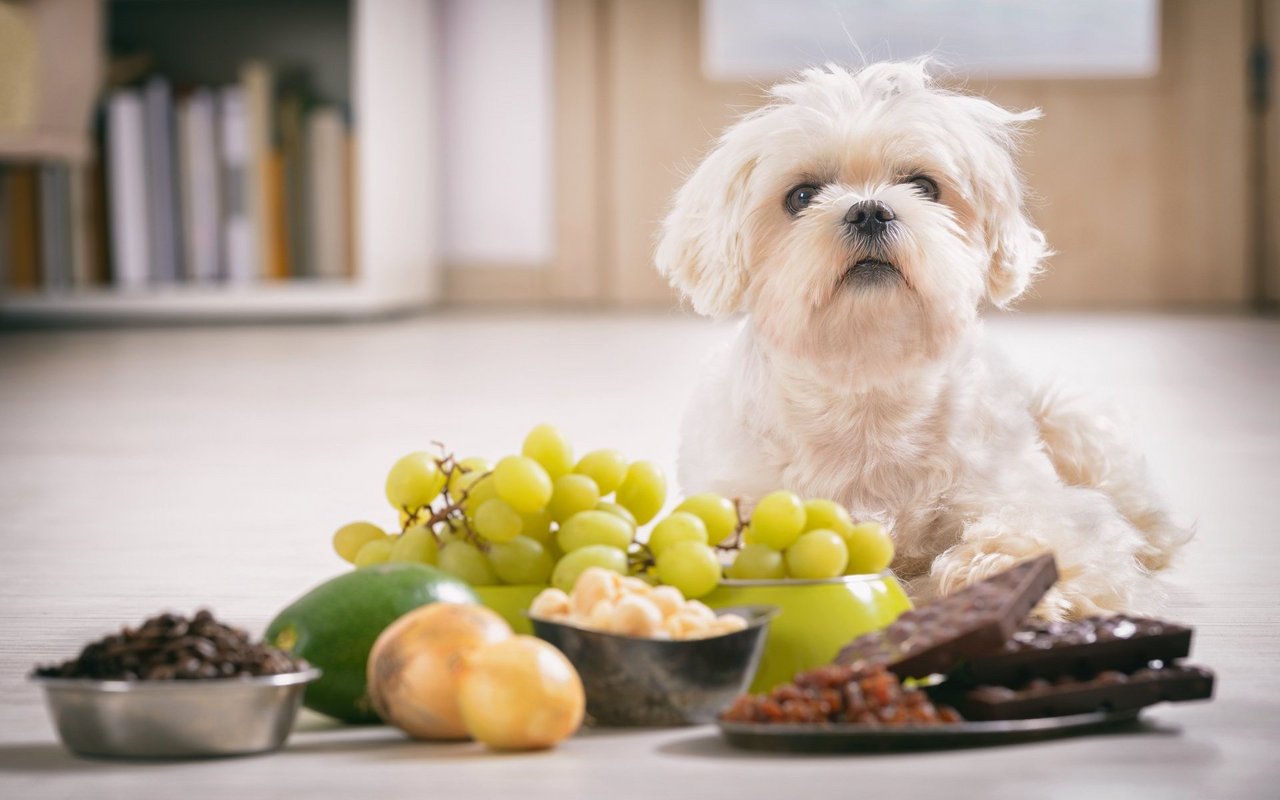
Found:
[842,259,902,286]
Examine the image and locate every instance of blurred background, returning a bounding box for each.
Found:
[0,0,1277,320]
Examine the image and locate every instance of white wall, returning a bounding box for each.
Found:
[357,0,441,300]
[703,0,1160,80]
[441,0,554,268]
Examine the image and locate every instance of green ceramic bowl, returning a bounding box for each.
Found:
[703,572,912,692]
[472,584,545,634]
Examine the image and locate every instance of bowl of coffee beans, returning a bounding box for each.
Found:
[31,609,320,759]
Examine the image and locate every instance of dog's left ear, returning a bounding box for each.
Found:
[964,101,1051,307]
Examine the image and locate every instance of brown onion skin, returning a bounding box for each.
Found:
[366,603,512,740]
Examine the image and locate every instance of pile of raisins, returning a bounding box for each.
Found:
[721,662,962,725]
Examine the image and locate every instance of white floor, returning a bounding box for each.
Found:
[1,311,1277,799]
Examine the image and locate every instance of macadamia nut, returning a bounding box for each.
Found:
[529,587,571,620]
[529,567,748,640]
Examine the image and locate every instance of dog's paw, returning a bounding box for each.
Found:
[928,533,1052,597]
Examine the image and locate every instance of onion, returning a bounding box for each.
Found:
[366,603,512,740]
[456,635,585,750]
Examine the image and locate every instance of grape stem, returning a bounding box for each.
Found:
[719,496,747,550]
[628,542,656,571]
[399,453,492,552]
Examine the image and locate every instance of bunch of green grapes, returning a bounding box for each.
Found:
[330,425,894,601]
[331,424,669,591]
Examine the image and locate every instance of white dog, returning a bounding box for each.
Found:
[655,62,1189,620]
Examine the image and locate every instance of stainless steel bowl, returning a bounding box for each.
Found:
[32,668,321,759]
[531,605,775,727]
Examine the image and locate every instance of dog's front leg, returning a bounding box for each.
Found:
[926,486,1158,620]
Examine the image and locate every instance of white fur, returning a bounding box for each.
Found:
[656,62,1189,619]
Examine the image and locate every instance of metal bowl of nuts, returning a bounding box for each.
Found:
[31,610,320,759]
[527,568,777,726]
[531,604,775,726]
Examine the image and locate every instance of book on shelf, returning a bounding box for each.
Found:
[279,94,307,278]
[106,88,150,289]
[307,107,350,280]
[218,85,257,284]
[2,165,41,290]
[143,77,183,284]
[3,57,355,298]
[177,88,222,283]
[241,61,281,282]
[265,150,289,281]
[38,163,70,291]
[68,165,92,288]
[0,167,8,284]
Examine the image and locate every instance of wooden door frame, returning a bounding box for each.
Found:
[1259,0,1280,307]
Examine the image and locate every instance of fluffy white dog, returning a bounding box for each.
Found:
[655,62,1189,620]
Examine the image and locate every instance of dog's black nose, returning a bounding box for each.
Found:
[845,200,895,235]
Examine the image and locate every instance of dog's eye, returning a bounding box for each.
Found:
[784,184,820,215]
[904,175,940,202]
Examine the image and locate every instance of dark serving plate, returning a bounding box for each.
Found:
[716,708,1143,752]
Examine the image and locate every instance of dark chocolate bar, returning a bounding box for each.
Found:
[835,553,1059,678]
[957,615,1192,686]
[958,664,1215,720]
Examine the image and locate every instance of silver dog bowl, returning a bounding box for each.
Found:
[33,668,321,759]
[531,605,775,726]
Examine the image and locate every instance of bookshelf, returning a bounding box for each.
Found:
[0,0,440,323]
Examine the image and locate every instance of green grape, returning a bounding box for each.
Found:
[353,537,394,568]
[447,456,493,499]
[647,512,709,557]
[675,493,739,543]
[389,525,439,565]
[595,500,638,532]
[843,521,895,574]
[615,460,667,525]
[473,498,523,543]
[803,498,855,537]
[547,474,601,523]
[489,536,555,585]
[461,473,498,517]
[493,455,553,513]
[437,517,470,545]
[333,521,389,563]
[726,543,786,580]
[785,529,849,579]
[655,541,721,599]
[629,565,660,586]
[438,541,500,586]
[573,449,628,495]
[556,510,633,553]
[749,490,806,550]
[519,508,555,547]
[385,452,447,512]
[522,423,574,478]
[551,544,628,593]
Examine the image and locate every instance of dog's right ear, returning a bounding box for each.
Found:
[655,133,759,318]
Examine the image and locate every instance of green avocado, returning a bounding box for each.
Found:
[266,563,477,723]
